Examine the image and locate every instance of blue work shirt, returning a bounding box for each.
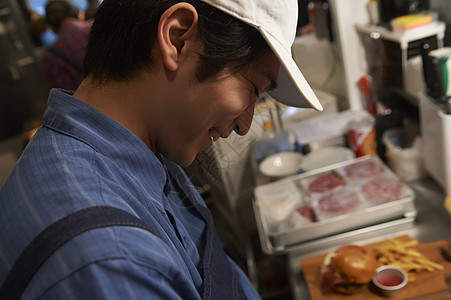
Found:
[0,89,260,299]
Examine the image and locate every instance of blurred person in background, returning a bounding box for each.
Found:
[85,0,100,20]
[41,0,92,90]
[17,0,48,46]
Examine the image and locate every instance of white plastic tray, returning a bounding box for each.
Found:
[253,156,417,253]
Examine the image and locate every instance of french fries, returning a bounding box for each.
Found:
[372,238,444,282]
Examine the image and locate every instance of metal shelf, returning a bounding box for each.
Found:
[355,22,446,89]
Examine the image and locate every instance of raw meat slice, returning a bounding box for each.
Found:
[296,206,317,222]
[308,172,345,193]
[317,190,361,213]
[344,160,384,179]
[362,177,405,204]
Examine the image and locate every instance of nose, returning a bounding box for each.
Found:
[234,101,255,136]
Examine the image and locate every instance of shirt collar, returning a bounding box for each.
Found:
[43,88,168,195]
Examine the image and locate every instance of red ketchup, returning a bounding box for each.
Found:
[378,274,403,287]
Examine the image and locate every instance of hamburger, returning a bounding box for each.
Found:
[320,244,378,294]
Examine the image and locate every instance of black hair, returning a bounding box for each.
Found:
[83,0,271,84]
[45,0,79,32]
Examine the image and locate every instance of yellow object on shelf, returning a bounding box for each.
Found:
[391,14,433,32]
[445,195,451,216]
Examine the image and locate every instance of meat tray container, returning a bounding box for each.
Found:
[253,155,417,253]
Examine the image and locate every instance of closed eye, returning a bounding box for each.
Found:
[253,84,259,97]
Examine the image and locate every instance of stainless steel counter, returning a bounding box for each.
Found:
[287,176,451,299]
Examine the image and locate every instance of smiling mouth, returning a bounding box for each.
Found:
[235,125,240,135]
[209,124,240,142]
[209,128,220,142]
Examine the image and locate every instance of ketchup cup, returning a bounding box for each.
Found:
[372,265,408,297]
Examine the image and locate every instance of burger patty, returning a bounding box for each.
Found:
[320,263,367,294]
[344,160,385,180]
[320,264,346,291]
[317,190,360,213]
[308,172,344,193]
[362,177,405,204]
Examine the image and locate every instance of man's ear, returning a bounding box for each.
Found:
[158,3,200,72]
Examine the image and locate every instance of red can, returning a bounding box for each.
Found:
[347,116,377,157]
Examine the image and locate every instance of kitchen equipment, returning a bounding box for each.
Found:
[429,48,451,96]
[300,235,451,299]
[422,46,451,100]
[382,128,425,181]
[418,92,451,194]
[253,156,417,254]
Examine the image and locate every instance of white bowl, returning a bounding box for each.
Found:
[372,265,408,297]
[259,152,304,178]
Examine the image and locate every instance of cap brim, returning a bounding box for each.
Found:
[259,28,323,111]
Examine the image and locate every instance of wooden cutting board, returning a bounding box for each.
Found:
[300,235,451,299]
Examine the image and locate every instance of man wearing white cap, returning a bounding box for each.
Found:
[0,0,322,299]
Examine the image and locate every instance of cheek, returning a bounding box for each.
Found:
[239,101,256,126]
[214,88,252,117]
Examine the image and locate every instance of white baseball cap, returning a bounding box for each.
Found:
[199,0,323,111]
